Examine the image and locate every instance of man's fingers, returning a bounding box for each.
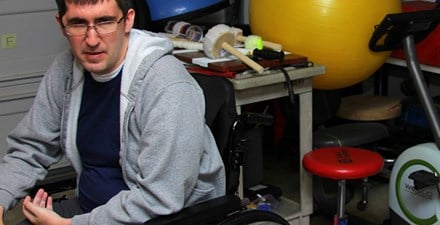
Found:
[39,191,48,207]
[23,196,31,205]
[30,189,51,207]
[22,189,58,224]
[22,201,38,223]
[47,196,53,210]
[32,189,45,205]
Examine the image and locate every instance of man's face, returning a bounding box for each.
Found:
[58,0,134,75]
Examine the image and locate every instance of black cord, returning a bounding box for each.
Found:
[278,67,296,104]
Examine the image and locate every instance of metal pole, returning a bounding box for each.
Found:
[403,35,440,149]
[337,180,346,219]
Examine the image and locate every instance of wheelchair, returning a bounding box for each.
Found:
[144,74,291,225]
[128,1,293,223]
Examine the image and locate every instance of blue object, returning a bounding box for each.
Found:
[146,0,229,22]
[256,203,273,211]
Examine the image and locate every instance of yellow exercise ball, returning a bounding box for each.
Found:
[250,0,401,90]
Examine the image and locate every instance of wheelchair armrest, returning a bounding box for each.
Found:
[144,195,242,225]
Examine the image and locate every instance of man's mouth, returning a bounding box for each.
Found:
[84,51,104,61]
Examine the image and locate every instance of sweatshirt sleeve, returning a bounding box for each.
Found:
[0,52,70,210]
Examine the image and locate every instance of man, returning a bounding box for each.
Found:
[0,0,225,224]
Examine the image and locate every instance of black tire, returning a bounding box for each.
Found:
[216,209,290,225]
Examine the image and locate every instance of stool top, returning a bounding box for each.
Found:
[313,122,388,148]
[337,95,402,121]
[302,147,384,180]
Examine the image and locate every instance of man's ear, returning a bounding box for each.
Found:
[55,14,68,37]
[124,8,136,32]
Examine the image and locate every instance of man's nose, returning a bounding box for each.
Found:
[85,28,100,46]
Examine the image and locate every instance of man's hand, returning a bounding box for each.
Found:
[22,189,71,225]
[0,205,4,225]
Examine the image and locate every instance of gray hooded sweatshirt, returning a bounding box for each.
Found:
[0,29,225,224]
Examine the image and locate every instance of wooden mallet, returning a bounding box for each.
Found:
[203,24,264,73]
[170,37,203,50]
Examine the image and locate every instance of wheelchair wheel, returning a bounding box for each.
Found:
[216,209,290,225]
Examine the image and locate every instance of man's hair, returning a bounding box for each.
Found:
[55,0,132,20]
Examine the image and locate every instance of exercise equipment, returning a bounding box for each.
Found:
[368,6,440,225]
[390,1,440,68]
[249,0,401,90]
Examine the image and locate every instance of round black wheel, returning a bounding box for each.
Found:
[216,209,290,225]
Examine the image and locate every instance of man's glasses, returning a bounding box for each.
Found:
[64,16,125,36]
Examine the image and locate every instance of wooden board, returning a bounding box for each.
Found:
[174,51,308,73]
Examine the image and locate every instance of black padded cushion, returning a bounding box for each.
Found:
[191,74,237,161]
[313,122,389,148]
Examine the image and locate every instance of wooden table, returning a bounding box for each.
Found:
[229,65,326,225]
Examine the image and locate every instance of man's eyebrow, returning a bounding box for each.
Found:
[65,16,118,25]
[66,17,88,25]
[95,16,118,22]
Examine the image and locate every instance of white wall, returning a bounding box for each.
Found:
[0,0,68,167]
[0,0,67,81]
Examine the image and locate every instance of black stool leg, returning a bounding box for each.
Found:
[336,180,348,225]
[357,177,371,211]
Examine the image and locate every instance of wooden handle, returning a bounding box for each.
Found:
[221,42,264,73]
[171,39,203,50]
[236,35,246,43]
[262,41,283,51]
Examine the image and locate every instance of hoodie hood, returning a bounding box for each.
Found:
[121,29,174,96]
[65,28,174,175]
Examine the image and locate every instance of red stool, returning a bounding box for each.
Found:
[302,147,383,225]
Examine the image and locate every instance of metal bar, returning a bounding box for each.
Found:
[403,35,440,149]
